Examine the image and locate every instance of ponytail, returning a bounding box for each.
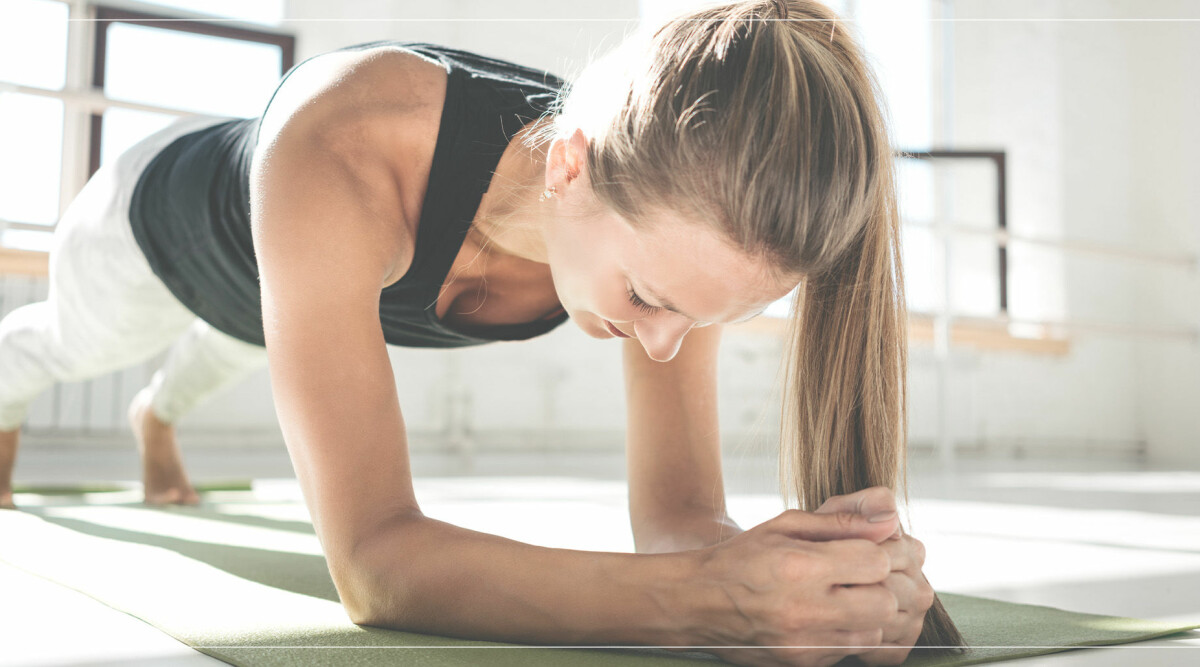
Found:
[779,166,964,652]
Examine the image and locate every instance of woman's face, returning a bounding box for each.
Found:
[545,205,795,362]
[541,138,798,362]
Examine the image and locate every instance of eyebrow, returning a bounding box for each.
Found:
[640,282,767,325]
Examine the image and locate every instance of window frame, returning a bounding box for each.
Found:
[0,0,294,258]
[88,5,295,176]
[900,149,1010,315]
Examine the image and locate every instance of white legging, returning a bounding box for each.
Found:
[0,115,268,431]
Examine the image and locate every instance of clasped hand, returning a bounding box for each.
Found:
[692,487,933,667]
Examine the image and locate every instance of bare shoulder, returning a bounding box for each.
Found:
[252,46,449,288]
[259,45,448,144]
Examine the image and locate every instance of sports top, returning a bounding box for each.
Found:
[128,42,571,348]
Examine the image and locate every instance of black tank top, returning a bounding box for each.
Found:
[128,42,570,348]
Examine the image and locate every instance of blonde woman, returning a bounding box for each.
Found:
[0,1,962,663]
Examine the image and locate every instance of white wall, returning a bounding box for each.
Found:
[1124,1,1200,465]
[913,0,1199,462]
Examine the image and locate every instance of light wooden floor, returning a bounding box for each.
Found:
[4,447,1200,666]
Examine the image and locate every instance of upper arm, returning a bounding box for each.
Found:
[623,325,728,527]
[250,53,426,587]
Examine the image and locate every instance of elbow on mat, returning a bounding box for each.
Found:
[332,514,429,628]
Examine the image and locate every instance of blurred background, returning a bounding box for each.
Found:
[2,1,1200,664]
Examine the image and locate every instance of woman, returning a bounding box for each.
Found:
[0,0,963,663]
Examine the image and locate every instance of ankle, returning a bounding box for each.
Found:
[130,389,172,430]
[143,406,174,432]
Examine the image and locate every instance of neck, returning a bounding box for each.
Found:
[471,123,554,264]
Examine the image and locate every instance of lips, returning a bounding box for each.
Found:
[604,319,631,338]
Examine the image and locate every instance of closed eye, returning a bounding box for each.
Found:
[626,287,659,315]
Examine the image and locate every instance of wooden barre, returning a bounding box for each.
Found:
[0,248,49,277]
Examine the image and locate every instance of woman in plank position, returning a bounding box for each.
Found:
[0,1,962,663]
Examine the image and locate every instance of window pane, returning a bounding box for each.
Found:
[0,93,63,225]
[949,236,1000,317]
[902,225,939,314]
[898,158,935,226]
[0,0,68,90]
[100,108,180,168]
[1008,244,1066,323]
[0,228,54,252]
[855,0,933,148]
[104,23,282,118]
[945,159,1000,231]
[134,0,285,26]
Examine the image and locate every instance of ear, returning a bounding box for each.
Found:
[545,128,588,192]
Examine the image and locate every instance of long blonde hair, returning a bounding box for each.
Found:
[545,0,964,650]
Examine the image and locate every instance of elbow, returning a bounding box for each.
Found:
[331,543,393,627]
[329,512,426,627]
[342,594,376,628]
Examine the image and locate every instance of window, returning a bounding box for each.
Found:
[0,0,70,238]
[0,1,294,252]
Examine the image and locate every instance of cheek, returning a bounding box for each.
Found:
[545,228,589,306]
[546,220,628,315]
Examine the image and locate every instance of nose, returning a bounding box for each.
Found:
[633,312,695,362]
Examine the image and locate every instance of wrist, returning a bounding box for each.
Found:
[644,548,718,647]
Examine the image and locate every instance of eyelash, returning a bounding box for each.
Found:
[627,287,659,315]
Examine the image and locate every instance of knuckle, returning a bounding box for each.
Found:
[878,587,901,621]
[846,628,885,650]
[837,540,890,580]
[781,508,806,522]
[917,583,937,611]
[865,545,892,579]
[832,540,888,579]
[824,600,855,627]
[910,537,927,566]
[835,511,861,530]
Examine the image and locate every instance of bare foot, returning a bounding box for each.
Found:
[1,427,18,510]
[128,389,201,506]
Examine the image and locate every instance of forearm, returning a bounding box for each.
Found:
[346,513,698,645]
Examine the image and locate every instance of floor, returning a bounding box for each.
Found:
[3,446,1200,666]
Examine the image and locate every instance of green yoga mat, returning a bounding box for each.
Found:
[1,491,1197,666]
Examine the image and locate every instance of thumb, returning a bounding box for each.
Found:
[815,486,902,542]
[772,508,899,543]
[814,486,897,519]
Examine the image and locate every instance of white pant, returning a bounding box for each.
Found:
[0,115,268,431]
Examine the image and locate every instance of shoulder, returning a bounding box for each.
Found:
[252,46,450,288]
[259,45,448,147]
